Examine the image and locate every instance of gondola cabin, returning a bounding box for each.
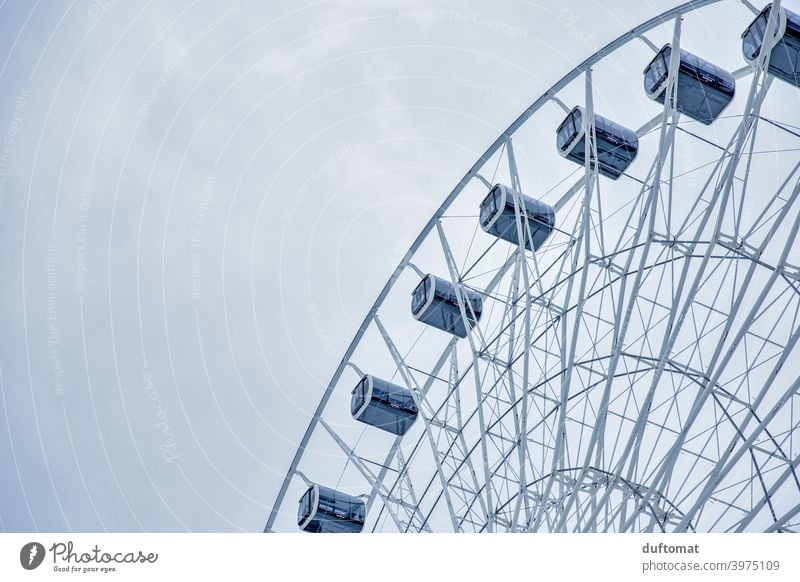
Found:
[411,274,482,338]
[643,45,735,124]
[479,183,556,251]
[742,4,800,87]
[556,106,639,180]
[297,484,365,533]
[351,374,418,436]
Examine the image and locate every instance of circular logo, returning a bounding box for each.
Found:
[19,542,46,570]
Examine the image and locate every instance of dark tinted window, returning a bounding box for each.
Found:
[644,48,669,93]
[411,276,430,315]
[743,9,769,60]
[480,186,502,227]
[297,487,314,525]
[557,109,581,151]
[350,376,368,415]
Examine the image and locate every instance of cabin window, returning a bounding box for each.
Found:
[480,186,501,227]
[297,488,314,525]
[411,277,430,315]
[557,109,581,151]
[645,50,669,93]
[743,10,769,60]
[351,376,368,415]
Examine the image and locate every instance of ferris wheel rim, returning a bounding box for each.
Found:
[263,0,760,533]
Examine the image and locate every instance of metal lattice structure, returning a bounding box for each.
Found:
[267,0,800,533]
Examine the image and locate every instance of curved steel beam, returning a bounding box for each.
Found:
[265,0,724,532]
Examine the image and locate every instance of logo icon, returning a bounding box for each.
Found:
[20,542,46,570]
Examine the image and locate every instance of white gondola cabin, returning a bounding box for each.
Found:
[479,183,556,251]
[351,374,418,436]
[297,484,365,533]
[643,45,735,124]
[556,106,639,180]
[742,4,800,88]
[411,274,482,338]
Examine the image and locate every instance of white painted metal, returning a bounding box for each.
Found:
[266,0,800,534]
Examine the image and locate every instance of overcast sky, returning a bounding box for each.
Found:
[0,0,792,532]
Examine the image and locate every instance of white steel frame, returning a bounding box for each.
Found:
[265,0,800,534]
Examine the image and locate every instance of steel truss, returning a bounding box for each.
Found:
[266,0,800,533]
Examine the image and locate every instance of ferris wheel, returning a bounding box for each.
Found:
[266,0,800,533]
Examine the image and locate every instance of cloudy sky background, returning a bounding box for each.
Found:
[0,0,790,532]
